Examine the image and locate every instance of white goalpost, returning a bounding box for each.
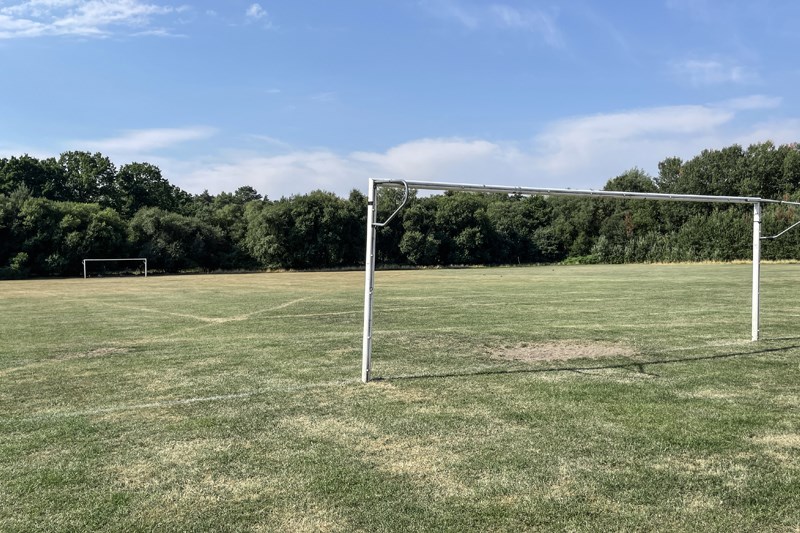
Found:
[361,178,800,383]
[82,258,148,278]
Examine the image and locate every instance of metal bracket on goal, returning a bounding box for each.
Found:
[761,218,800,240]
[372,180,409,228]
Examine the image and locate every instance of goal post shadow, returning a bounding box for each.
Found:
[373,342,800,383]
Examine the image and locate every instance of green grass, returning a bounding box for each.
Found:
[1,264,799,532]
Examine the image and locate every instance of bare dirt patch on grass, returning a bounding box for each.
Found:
[490,340,636,362]
[752,433,800,465]
[753,433,800,449]
[283,415,471,498]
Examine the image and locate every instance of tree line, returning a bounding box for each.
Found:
[1,142,800,278]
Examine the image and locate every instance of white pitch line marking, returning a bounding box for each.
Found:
[13,378,360,421]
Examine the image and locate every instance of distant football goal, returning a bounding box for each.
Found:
[361,178,800,383]
[82,258,148,278]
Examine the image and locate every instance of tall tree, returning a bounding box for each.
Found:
[0,155,64,199]
[128,207,226,272]
[58,151,117,204]
[115,162,178,216]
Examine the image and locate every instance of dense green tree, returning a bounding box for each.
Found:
[398,193,496,265]
[191,186,268,269]
[596,169,661,252]
[486,195,552,264]
[233,185,263,204]
[244,190,362,269]
[655,156,683,193]
[399,198,440,265]
[0,155,64,199]
[342,189,368,266]
[1,195,127,276]
[604,167,657,193]
[58,151,117,204]
[433,192,494,264]
[4,141,800,278]
[129,208,226,272]
[676,145,748,197]
[741,141,795,198]
[0,186,33,275]
[549,197,597,258]
[114,162,182,216]
[781,146,800,194]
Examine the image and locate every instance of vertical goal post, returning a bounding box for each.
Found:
[361,178,800,383]
[82,258,148,278]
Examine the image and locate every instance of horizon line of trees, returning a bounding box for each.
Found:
[2,141,800,279]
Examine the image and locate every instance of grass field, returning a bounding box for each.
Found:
[1,264,799,531]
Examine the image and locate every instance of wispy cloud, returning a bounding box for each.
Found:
[422,0,563,47]
[310,92,337,103]
[0,0,178,39]
[75,127,216,154]
[489,5,563,47]
[721,95,780,111]
[531,95,784,177]
[421,0,479,29]
[671,58,757,86]
[247,134,293,150]
[175,151,365,199]
[665,0,716,20]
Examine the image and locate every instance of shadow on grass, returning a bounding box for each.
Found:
[376,343,800,382]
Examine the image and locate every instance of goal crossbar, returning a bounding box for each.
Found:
[83,258,148,278]
[361,178,800,382]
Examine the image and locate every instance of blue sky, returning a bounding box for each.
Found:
[2,0,800,198]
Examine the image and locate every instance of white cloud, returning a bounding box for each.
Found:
[10,96,798,199]
[489,5,563,47]
[529,96,798,182]
[671,58,757,86]
[248,134,293,150]
[720,95,780,111]
[174,151,368,199]
[421,0,479,29]
[352,138,503,179]
[74,126,216,154]
[245,3,266,20]
[532,104,734,176]
[310,92,337,103]
[422,0,563,47]
[162,96,800,198]
[0,0,176,38]
[0,141,53,160]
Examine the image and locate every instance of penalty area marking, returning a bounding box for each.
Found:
[67,296,311,324]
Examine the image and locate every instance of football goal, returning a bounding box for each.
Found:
[82,258,148,278]
[361,178,800,382]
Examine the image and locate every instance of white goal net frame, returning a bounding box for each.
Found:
[361,178,800,383]
[82,258,148,278]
